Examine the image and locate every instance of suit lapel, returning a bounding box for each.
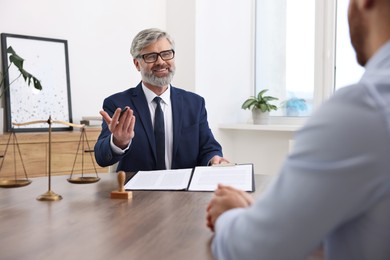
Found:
[131,83,157,159]
[171,86,183,167]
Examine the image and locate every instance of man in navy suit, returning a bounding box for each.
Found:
[94,28,228,172]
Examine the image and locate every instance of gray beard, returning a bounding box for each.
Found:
[141,69,175,87]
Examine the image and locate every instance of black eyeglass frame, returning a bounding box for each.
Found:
[137,49,175,63]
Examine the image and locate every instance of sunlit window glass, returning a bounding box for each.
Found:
[255,0,315,117]
[335,0,364,90]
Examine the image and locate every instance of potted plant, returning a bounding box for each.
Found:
[0,46,42,133]
[241,89,278,124]
[281,97,308,116]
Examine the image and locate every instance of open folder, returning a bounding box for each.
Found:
[124,164,255,192]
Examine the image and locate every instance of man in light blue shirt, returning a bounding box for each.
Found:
[206,0,390,259]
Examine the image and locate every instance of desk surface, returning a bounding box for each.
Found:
[0,172,273,260]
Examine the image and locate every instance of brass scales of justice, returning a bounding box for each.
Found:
[0,116,100,201]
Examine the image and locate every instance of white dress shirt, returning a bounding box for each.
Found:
[212,41,390,260]
[110,84,173,169]
[142,84,173,169]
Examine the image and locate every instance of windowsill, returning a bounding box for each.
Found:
[219,117,308,132]
[219,123,301,132]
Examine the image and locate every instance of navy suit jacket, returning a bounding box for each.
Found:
[94,83,223,172]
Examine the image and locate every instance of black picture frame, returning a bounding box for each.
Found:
[1,33,73,132]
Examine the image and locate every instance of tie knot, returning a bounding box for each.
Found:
[154,96,162,104]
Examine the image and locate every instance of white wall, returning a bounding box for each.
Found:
[193,0,293,174]
[0,0,293,175]
[0,0,167,122]
[195,0,255,125]
[166,0,196,92]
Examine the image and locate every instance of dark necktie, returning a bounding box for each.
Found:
[153,97,166,170]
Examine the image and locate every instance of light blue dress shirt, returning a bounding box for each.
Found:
[212,41,390,260]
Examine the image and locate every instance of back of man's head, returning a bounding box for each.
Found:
[348,0,390,65]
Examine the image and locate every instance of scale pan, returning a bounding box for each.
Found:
[67,177,100,184]
[0,179,32,188]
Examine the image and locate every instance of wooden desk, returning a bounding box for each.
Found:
[0,173,273,260]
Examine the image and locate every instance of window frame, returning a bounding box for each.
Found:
[254,0,337,124]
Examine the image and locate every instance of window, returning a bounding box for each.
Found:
[255,0,315,117]
[255,0,363,119]
[335,0,364,89]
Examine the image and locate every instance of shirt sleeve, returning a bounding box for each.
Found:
[211,84,390,260]
[109,134,131,154]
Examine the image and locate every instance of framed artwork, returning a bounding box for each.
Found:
[1,33,73,132]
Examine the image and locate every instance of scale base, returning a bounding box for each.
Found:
[37,190,63,201]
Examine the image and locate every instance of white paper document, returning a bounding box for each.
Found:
[188,164,254,191]
[124,168,193,190]
[124,164,254,192]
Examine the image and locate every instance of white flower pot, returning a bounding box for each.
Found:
[252,110,269,124]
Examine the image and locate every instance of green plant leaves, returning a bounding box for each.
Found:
[241,98,257,109]
[0,46,43,97]
[241,89,278,112]
[257,89,268,100]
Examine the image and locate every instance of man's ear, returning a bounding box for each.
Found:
[133,59,141,71]
[362,0,374,9]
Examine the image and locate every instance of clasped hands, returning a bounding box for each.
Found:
[100,106,136,149]
[206,184,254,232]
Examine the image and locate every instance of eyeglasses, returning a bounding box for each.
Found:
[138,49,175,63]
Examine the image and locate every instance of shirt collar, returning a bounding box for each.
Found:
[142,83,171,105]
[363,40,390,72]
